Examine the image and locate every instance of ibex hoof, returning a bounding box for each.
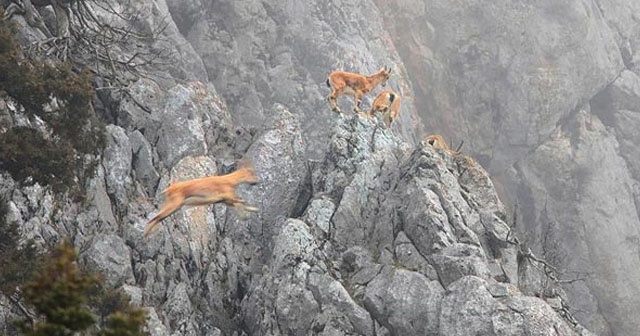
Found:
[236,205,259,219]
[245,206,259,212]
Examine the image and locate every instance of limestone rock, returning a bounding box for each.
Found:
[103,125,133,209]
[363,267,443,336]
[82,234,134,288]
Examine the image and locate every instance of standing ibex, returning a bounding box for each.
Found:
[326,67,391,114]
[369,89,401,128]
[144,161,259,237]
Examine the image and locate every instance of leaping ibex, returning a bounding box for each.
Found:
[144,161,259,237]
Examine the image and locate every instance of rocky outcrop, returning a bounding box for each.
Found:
[168,2,640,331]
[238,113,588,336]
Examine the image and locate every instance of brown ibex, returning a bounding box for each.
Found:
[369,89,401,128]
[326,67,391,113]
[423,134,463,155]
[144,162,259,237]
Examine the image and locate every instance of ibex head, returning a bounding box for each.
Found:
[379,66,392,87]
[236,159,259,185]
[423,134,463,155]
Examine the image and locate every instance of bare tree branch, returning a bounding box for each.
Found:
[3,0,172,89]
[8,289,36,328]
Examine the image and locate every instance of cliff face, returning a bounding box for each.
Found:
[1,0,639,335]
[166,0,424,158]
[369,1,640,335]
[1,89,591,335]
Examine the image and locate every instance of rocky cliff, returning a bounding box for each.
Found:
[1,0,640,335]
[371,1,640,335]
[1,89,592,335]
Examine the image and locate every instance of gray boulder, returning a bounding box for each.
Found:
[229,104,307,263]
[363,266,443,336]
[82,234,134,288]
[103,125,133,210]
[440,276,582,336]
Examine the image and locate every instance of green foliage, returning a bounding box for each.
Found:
[18,240,97,336]
[99,310,148,336]
[16,240,148,336]
[0,127,76,193]
[90,283,148,336]
[87,275,134,319]
[0,12,105,193]
[0,195,41,296]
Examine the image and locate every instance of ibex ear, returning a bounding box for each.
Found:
[386,66,392,74]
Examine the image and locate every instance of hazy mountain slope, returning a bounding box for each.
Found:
[167,0,423,157]
[372,1,640,335]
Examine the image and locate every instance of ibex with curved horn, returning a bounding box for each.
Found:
[423,134,464,155]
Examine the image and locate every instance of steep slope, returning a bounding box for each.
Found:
[239,113,593,336]
[1,0,640,335]
[167,0,424,157]
[0,78,594,334]
[373,1,640,335]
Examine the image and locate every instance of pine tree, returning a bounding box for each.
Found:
[15,240,148,336]
[99,310,148,336]
[18,240,96,336]
[0,196,41,296]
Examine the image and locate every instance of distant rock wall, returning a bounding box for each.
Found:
[375,1,640,335]
[171,0,423,157]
